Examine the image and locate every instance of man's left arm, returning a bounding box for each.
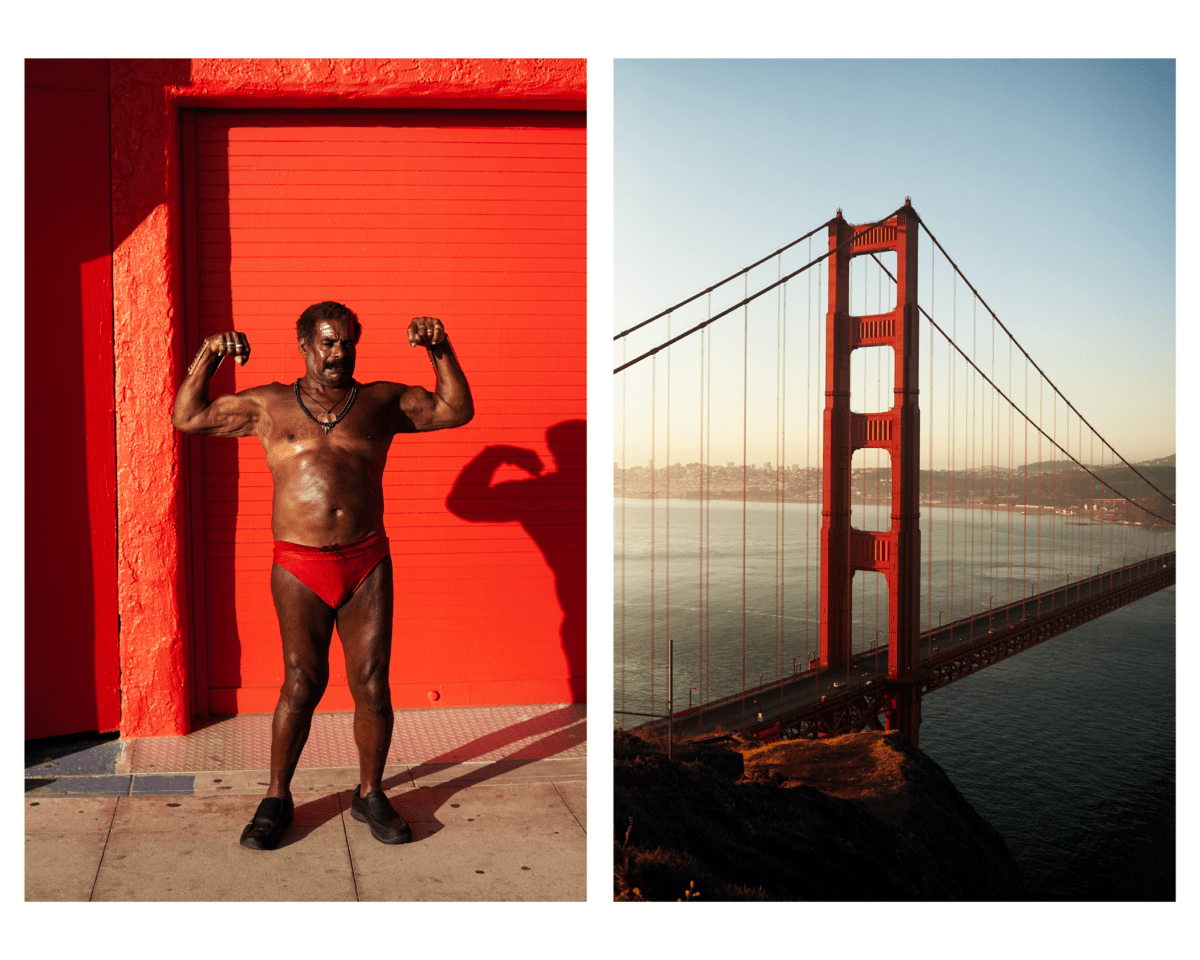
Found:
[397,316,475,432]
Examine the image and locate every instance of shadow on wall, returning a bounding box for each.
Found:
[446,420,586,699]
[193,116,243,712]
[25,59,134,737]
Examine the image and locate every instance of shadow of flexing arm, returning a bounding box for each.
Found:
[390,706,587,838]
[445,420,586,698]
[281,708,586,843]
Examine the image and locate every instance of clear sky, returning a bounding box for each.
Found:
[614,59,1176,470]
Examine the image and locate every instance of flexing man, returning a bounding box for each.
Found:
[172,301,474,850]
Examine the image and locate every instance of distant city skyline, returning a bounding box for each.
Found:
[614,60,1175,472]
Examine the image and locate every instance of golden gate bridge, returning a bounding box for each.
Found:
[614,200,1175,748]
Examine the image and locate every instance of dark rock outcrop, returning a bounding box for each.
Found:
[614,729,1027,901]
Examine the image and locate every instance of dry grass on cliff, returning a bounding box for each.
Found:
[741,733,916,826]
[615,727,1028,901]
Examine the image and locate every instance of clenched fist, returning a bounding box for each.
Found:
[407,317,446,348]
[195,330,252,369]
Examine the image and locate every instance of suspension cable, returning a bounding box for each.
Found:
[918,220,1174,506]
[867,253,1174,527]
[614,207,907,374]
[613,218,835,342]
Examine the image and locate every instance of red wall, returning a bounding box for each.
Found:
[106,60,586,736]
[187,110,585,714]
[25,60,120,738]
[26,59,586,740]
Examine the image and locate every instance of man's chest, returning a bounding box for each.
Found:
[261,388,397,452]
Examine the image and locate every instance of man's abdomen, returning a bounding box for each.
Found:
[269,454,386,546]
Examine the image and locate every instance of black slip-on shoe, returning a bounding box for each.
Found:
[350,784,412,844]
[239,796,293,851]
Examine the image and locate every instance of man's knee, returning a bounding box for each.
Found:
[351,669,391,712]
[280,667,328,712]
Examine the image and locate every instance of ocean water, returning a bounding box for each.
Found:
[614,497,1176,900]
[919,585,1175,900]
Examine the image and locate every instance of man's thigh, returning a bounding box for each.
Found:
[271,563,338,670]
[336,556,394,683]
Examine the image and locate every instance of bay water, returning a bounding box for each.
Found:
[614,496,1175,900]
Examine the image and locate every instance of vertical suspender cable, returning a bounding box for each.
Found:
[666,315,672,743]
[991,302,997,617]
[879,260,885,663]
[621,340,626,718]
[1023,354,1028,607]
[777,256,783,680]
[1099,442,1104,574]
[807,240,813,673]
[742,272,748,720]
[964,296,974,619]
[967,295,972,620]
[1037,375,1043,602]
[1102,443,1108,572]
[1060,401,1066,590]
[698,314,704,724]
[859,260,866,666]
[1078,412,1084,599]
[950,267,956,624]
[780,269,787,688]
[928,239,934,634]
[650,354,656,712]
[706,295,713,705]
[1052,390,1057,591]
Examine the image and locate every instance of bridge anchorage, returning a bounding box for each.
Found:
[615,200,1175,751]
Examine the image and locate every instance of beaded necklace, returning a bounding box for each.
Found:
[294,380,358,434]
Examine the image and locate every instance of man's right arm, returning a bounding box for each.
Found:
[171,331,262,437]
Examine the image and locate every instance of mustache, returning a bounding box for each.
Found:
[323,359,349,369]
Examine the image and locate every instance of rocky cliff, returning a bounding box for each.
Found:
[614,729,1027,900]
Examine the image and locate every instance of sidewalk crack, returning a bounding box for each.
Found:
[340,790,361,901]
[552,782,585,834]
[89,796,122,901]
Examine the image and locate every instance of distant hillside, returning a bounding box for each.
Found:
[615,452,1175,509]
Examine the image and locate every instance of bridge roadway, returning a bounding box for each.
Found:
[635,552,1176,740]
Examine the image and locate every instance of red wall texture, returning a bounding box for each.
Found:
[27,58,586,739]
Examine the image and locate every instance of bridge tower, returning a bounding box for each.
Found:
[819,202,922,744]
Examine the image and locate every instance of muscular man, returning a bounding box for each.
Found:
[172,301,473,850]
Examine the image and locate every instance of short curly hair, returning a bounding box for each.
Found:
[297,301,361,344]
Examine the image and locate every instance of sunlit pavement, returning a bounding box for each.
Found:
[25,705,586,902]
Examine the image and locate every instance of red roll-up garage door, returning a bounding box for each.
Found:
[184,109,585,716]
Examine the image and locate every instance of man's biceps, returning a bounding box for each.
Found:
[222,392,260,413]
[211,396,259,428]
[400,387,435,414]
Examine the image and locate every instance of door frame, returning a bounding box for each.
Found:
[178,107,212,717]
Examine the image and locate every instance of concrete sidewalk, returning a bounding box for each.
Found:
[25,704,586,902]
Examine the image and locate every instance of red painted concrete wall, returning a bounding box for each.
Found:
[109,59,586,736]
[25,60,121,738]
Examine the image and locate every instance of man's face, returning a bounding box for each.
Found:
[302,319,357,386]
